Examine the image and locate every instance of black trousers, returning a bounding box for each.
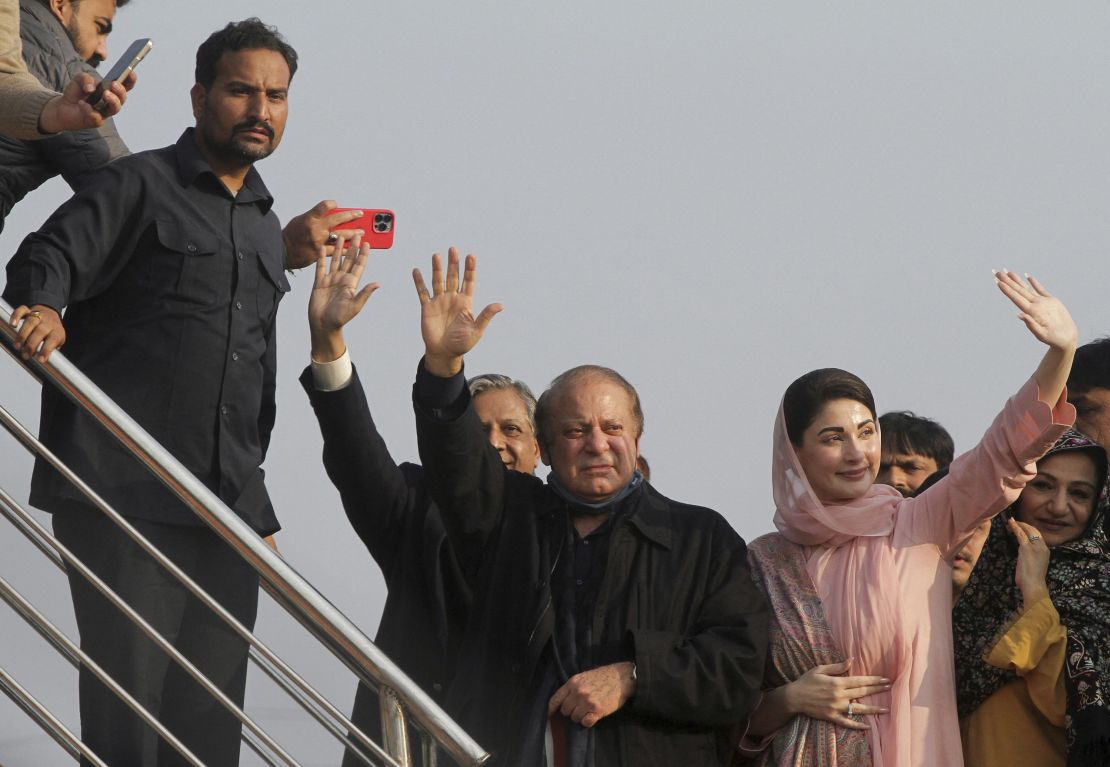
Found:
[53,511,259,767]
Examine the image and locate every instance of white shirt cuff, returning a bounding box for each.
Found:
[311,348,353,391]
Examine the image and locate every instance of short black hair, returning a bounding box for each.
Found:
[1069,337,1110,394]
[782,368,876,447]
[195,18,298,90]
[878,411,955,469]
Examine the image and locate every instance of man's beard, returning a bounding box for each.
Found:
[65,18,102,67]
[201,120,277,165]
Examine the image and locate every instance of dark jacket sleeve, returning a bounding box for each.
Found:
[627,518,770,725]
[3,158,143,311]
[303,365,427,575]
[412,359,509,576]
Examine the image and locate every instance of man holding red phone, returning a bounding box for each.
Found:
[4,17,308,767]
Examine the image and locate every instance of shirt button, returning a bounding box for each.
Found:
[235,301,243,310]
[575,579,583,586]
[231,352,240,361]
[220,405,228,415]
[237,251,244,260]
[583,539,590,545]
[187,243,197,253]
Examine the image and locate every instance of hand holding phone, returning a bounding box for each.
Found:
[327,208,395,250]
[87,38,152,112]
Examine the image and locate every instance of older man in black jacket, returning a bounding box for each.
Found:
[405,248,769,766]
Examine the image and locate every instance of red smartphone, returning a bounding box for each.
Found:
[327,208,395,249]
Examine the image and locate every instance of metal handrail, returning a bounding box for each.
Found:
[0,298,489,766]
[0,400,398,767]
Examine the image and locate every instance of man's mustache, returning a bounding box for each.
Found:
[234,121,275,139]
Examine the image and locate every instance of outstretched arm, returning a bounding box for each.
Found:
[994,270,1077,406]
[412,247,502,377]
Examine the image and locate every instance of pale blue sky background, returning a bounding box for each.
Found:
[2,1,1109,763]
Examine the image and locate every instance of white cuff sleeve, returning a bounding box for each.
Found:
[311,348,353,392]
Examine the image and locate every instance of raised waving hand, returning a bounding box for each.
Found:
[412,247,502,377]
[994,271,1077,407]
[307,234,379,363]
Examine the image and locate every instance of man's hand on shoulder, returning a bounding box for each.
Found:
[412,247,502,378]
[9,305,65,362]
[547,661,637,728]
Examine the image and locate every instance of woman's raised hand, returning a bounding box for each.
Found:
[994,271,1078,352]
[1007,517,1051,608]
[995,271,1077,407]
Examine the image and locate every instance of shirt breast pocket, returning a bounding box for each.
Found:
[256,249,290,323]
[152,219,225,306]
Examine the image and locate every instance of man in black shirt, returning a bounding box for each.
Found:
[4,18,299,767]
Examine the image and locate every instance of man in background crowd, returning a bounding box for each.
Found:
[877,410,955,496]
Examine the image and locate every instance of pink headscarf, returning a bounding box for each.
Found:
[771,402,911,693]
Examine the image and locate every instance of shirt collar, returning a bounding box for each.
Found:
[173,128,275,212]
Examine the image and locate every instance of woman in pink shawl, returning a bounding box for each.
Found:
[738,271,1078,767]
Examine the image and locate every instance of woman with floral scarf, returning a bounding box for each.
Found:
[954,429,1110,766]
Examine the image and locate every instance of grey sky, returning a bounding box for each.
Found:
[2,1,1109,763]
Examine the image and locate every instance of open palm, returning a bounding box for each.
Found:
[995,271,1077,351]
[412,247,502,372]
[308,237,379,336]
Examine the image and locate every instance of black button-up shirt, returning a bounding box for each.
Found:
[3,128,289,534]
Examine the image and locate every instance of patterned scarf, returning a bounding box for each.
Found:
[742,533,871,766]
[953,429,1110,766]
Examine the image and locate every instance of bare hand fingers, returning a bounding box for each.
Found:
[352,283,380,312]
[310,199,338,218]
[843,682,892,699]
[840,674,890,688]
[810,660,851,676]
[995,272,1033,310]
[547,684,570,717]
[462,253,479,297]
[37,329,65,361]
[1026,274,1052,298]
[848,703,889,716]
[995,269,1035,300]
[430,253,445,296]
[474,303,503,333]
[835,715,872,730]
[412,268,431,303]
[445,247,460,293]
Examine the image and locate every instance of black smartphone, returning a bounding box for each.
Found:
[86,38,153,111]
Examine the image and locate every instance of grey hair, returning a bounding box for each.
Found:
[535,365,644,449]
[467,373,538,433]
